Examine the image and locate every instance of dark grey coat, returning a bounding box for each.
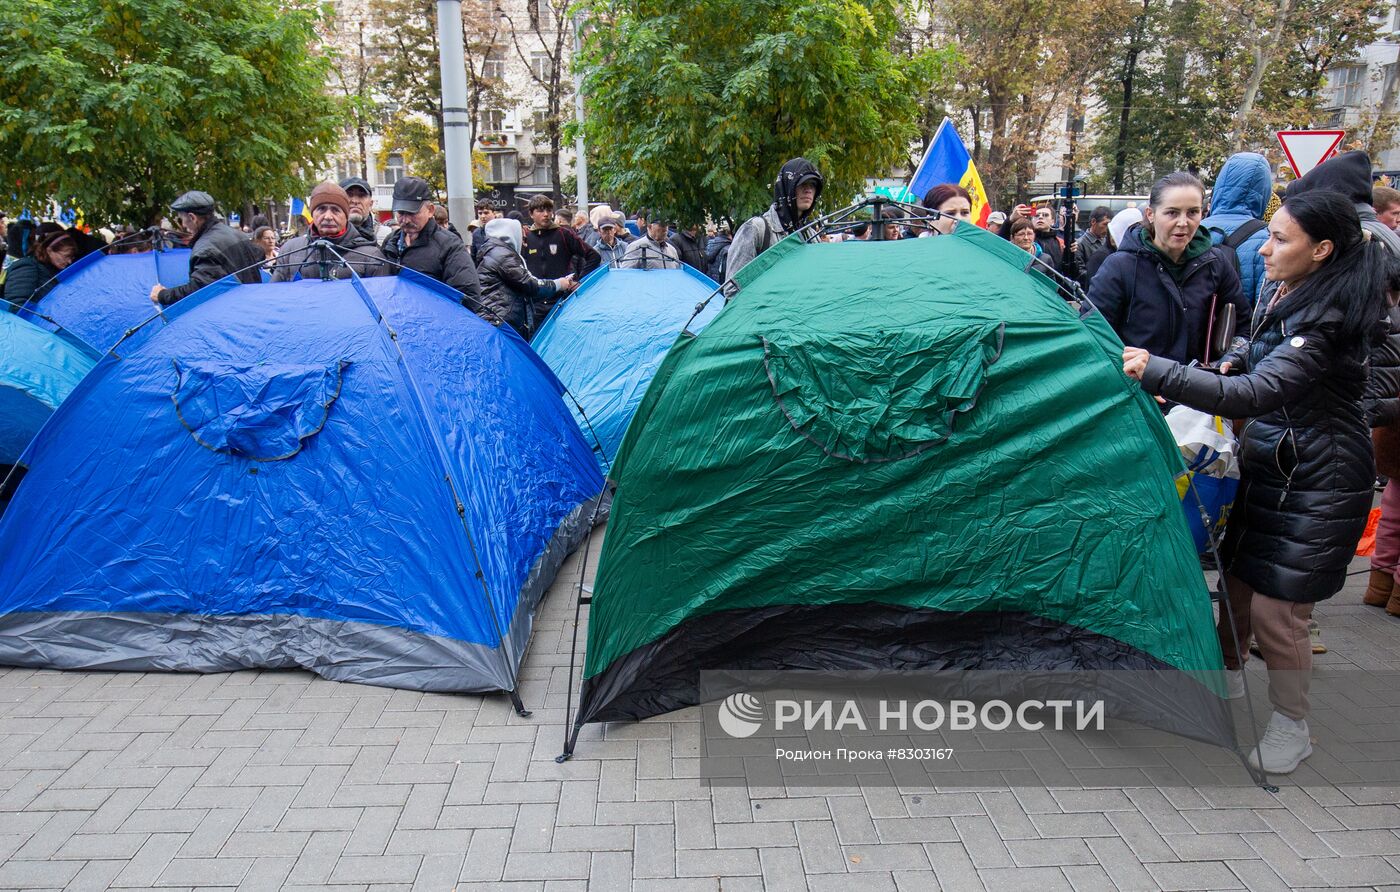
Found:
[270,228,388,282]
[156,220,263,305]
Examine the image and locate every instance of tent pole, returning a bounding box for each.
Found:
[1191,475,1277,792]
[508,690,532,718]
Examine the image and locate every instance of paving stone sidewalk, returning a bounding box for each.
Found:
[3,532,1400,891]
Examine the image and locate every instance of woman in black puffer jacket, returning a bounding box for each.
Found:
[475,218,574,340]
[1123,191,1392,775]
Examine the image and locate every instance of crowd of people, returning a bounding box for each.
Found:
[6,150,1400,778]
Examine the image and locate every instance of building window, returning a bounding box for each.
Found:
[383,153,405,186]
[488,151,518,184]
[482,48,506,81]
[1329,66,1365,107]
[530,51,553,82]
[524,160,554,187]
[480,108,506,132]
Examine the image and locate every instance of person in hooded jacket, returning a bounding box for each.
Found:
[476,217,576,339]
[1200,152,1274,305]
[149,191,264,306]
[1087,172,1249,365]
[726,158,824,280]
[1122,190,1391,774]
[1285,150,1400,255]
[271,182,388,281]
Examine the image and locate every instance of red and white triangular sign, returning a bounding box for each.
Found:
[1276,130,1346,178]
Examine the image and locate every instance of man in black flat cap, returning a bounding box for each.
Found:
[380,176,483,308]
[339,176,391,245]
[149,190,263,306]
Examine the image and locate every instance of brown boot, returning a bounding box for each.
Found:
[1365,569,1394,607]
[1388,590,1400,617]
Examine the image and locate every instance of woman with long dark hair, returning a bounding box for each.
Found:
[1122,190,1392,773]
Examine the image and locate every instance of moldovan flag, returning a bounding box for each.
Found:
[909,117,991,227]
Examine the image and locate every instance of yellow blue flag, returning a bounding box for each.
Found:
[909,118,991,227]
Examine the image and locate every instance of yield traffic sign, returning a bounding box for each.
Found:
[1276,130,1346,178]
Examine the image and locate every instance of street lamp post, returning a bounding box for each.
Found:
[573,15,588,213]
[437,0,475,229]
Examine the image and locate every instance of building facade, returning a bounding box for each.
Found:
[321,0,579,219]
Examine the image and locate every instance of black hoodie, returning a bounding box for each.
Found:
[1284,150,1400,256]
[773,157,825,231]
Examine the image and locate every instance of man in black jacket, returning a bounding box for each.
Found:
[670,224,707,271]
[522,195,600,284]
[380,177,483,310]
[149,191,263,306]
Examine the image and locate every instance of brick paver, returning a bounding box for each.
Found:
[3,533,1400,889]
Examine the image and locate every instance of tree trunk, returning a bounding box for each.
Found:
[1112,0,1150,193]
[1232,0,1297,150]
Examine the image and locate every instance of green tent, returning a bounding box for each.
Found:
[574,226,1226,737]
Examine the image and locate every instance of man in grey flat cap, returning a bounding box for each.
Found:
[149,190,263,306]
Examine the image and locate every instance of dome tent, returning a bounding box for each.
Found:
[568,224,1232,752]
[0,271,604,700]
[20,238,190,352]
[0,312,96,469]
[531,264,721,475]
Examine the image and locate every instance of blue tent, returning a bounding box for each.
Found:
[21,247,191,352]
[0,272,604,696]
[0,312,97,467]
[532,264,721,474]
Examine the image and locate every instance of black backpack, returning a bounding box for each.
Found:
[1206,218,1268,279]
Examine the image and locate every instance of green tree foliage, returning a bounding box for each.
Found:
[0,0,343,225]
[922,0,1134,208]
[1088,0,1384,192]
[577,0,938,226]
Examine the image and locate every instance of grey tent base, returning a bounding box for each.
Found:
[0,495,600,694]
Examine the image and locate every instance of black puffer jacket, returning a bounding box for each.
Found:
[1367,303,1400,427]
[476,238,557,339]
[1089,225,1249,364]
[156,219,263,305]
[3,256,60,309]
[1140,284,1375,602]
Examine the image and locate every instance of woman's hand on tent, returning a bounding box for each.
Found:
[1122,347,1150,380]
[149,284,163,306]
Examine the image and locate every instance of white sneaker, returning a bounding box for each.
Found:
[1247,712,1313,774]
[1225,670,1245,700]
